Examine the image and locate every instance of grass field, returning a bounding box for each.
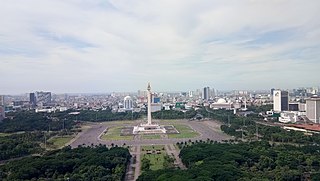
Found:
[141,145,166,170]
[141,134,162,140]
[47,135,74,149]
[168,124,199,139]
[100,126,133,141]
[159,120,181,124]
[142,145,165,151]
[100,120,137,125]
[142,153,166,170]
[0,133,11,137]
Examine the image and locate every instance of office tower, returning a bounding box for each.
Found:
[306,97,320,123]
[188,91,193,98]
[273,90,289,112]
[36,91,52,105]
[0,96,4,121]
[202,87,210,100]
[271,88,275,96]
[0,95,4,106]
[124,96,133,110]
[0,106,4,121]
[29,93,36,107]
[211,88,215,98]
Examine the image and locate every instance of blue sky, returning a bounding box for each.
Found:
[0,0,320,94]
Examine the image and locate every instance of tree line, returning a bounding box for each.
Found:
[138,142,320,181]
[0,132,45,161]
[0,145,131,181]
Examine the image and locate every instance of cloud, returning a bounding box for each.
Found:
[0,0,320,93]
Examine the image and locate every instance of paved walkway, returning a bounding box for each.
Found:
[132,145,141,181]
[68,120,231,180]
[165,144,186,170]
[70,120,231,148]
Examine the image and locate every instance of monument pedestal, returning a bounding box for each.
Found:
[133,123,167,134]
[131,83,174,135]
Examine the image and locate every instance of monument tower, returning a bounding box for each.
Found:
[147,83,152,125]
[132,82,168,134]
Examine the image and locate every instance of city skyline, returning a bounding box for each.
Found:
[1,0,320,94]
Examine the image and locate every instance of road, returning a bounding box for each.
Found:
[69,120,231,180]
[70,120,231,148]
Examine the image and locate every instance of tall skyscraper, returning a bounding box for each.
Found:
[0,95,4,106]
[29,93,36,107]
[271,88,275,96]
[202,87,210,100]
[0,106,5,121]
[211,88,216,98]
[306,97,320,123]
[0,96,5,121]
[273,90,289,112]
[123,96,133,110]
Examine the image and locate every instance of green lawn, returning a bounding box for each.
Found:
[142,145,165,151]
[160,120,180,124]
[142,153,166,170]
[101,120,137,125]
[47,136,74,149]
[141,134,162,140]
[0,133,11,137]
[100,126,133,141]
[141,145,166,170]
[168,124,199,139]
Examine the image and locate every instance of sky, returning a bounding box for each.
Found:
[1,0,320,94]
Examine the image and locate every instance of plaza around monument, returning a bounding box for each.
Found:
[132,83,177,135]
[68,83,232,181]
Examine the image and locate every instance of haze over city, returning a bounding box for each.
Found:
[1,0,320,94]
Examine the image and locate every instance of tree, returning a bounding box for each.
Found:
[141,158,151,171]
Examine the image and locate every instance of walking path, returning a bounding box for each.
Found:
[67,120,231,180]
[165,144,186,170]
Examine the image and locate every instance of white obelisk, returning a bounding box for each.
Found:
[147,83,152,125]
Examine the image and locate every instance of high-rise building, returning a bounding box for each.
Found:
[306,97,320,123]
[202,87,210,100]
[0,95,4,106]
[188,91,193,98]
[29,93,36,107]
[271,88,275,96]
[273,90,289,112]
[0,106,5,121]
[36,91,52,106]
[211,88,216,98]
[0,95,5,121]
[123,96,133,110]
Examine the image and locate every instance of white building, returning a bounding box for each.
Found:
[123,96,133,110]
[151,103,162,112]
[210,98,232,110]
[273,90,289,112]
[306,97,320,123]
[279,112,298,123]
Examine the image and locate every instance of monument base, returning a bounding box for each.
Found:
[133,123,167,134]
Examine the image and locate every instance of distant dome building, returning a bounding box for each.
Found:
[217,98,227,104]
[124,96,133,110]
[211,98,232,110]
